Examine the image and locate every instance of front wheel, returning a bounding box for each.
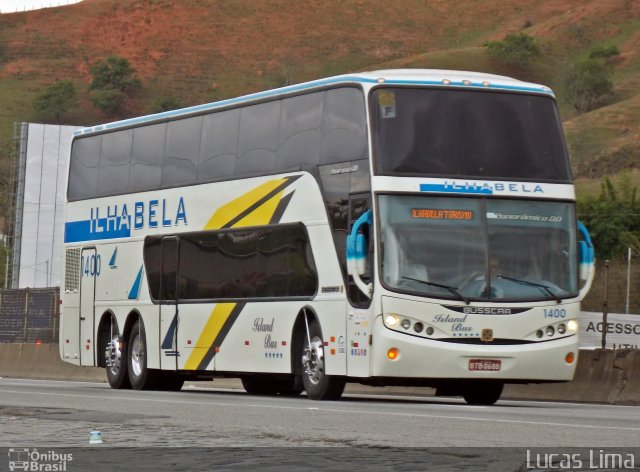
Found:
[301,322,345,401]
[462,381,504,405]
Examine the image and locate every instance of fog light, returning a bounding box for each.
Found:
[567,320,578,333]
[536,330,543,338]
[385,314,399,327]
[387,348,399,360]
[557,324,566,335]
[546,326,555,337]
[401,319,411,330]
[426,326,434,336]
[565,352,575,364]
[414,322,424,333]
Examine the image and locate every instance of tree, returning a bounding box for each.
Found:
[589,45,620,60]
[89,88,127,114]
[486,33,541,66]
[148,96,182,114]
[578,176,640,259]
[89,55,141,92]
[564,58,614,113]
[89,55,141,113]
[33,80,78,122]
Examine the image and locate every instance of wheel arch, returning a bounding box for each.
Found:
[290,305,320,375]
[123,309,143,342]
[96,310,117,368]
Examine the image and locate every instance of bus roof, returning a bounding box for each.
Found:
[74,69,553,137]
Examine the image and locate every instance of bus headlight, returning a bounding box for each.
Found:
[385,314,399,327]
[401,319,411,330]
[557,324,566,335]
[567,320,578,333]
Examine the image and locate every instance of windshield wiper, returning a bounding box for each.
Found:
[402,276,469,304]
[496,274,562,303]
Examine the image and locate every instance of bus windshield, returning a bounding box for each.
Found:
[371,88,571,182]
[378,195,578,302]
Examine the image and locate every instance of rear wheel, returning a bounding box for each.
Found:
[301,321,345,400]
[105,322,130,389]
[462,381,504,405]
[128,319,154,390]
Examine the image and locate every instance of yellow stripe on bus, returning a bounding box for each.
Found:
[231,191,284,227]
[204,178,288,230]
[183,303,236,370]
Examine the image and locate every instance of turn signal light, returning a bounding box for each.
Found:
[565,352,575,364]
[387,348,399,360]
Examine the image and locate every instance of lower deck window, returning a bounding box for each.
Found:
[145,223,318,301]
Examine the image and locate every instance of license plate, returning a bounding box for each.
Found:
[468,359,501,371]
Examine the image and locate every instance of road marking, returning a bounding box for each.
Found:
[1,385,640,433]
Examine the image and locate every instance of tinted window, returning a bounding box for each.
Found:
[163,117,201,187]
[68,87,369,201]
[144,224,317,301]
[97,130,132,196]
[68,136,101,200]
[236,101,280,176]
[198,109,240,181]
[277,93,323,169]
[371,88,571,182]
[130,124,165,192]
[320,88,368,165]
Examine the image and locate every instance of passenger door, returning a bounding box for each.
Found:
[346,194,373,376]
[79,247,97,366]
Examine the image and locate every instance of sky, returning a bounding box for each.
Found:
[0,0,83,13]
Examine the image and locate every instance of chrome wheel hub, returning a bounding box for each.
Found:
[302,336,324,385]
[105,336,122,372]
[130,334,144,377]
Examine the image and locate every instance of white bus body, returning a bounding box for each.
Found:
[60,69,595,403]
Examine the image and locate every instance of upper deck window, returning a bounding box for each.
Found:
[371,87,571,182]
[67,87,368,201]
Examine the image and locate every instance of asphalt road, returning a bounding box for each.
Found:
[1,377,639,449]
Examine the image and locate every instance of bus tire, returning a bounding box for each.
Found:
[301,321,345,401]
[241,375,278,395]
[274,375,303,396]
[462,381,503,405]
[154,371,184,391]
[104,321,130,389]
[127,319,154,390]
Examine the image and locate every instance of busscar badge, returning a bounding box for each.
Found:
[481,329,494,342]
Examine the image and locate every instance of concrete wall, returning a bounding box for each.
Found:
[1,343,638,404]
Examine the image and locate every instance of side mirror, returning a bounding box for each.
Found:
[577,221,595,298]
[346,233,367,276]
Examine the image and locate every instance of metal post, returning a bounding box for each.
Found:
[23,287,30,344]
[626,247,631,314]
[601,260,609,350]
[45,259,49,287]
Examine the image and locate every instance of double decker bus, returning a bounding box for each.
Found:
[60,69,595,404]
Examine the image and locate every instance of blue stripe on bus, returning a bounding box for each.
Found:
[64,220,131,243]
[73,76,552,136]
[419,183,494,195]
[128,266,144,300]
